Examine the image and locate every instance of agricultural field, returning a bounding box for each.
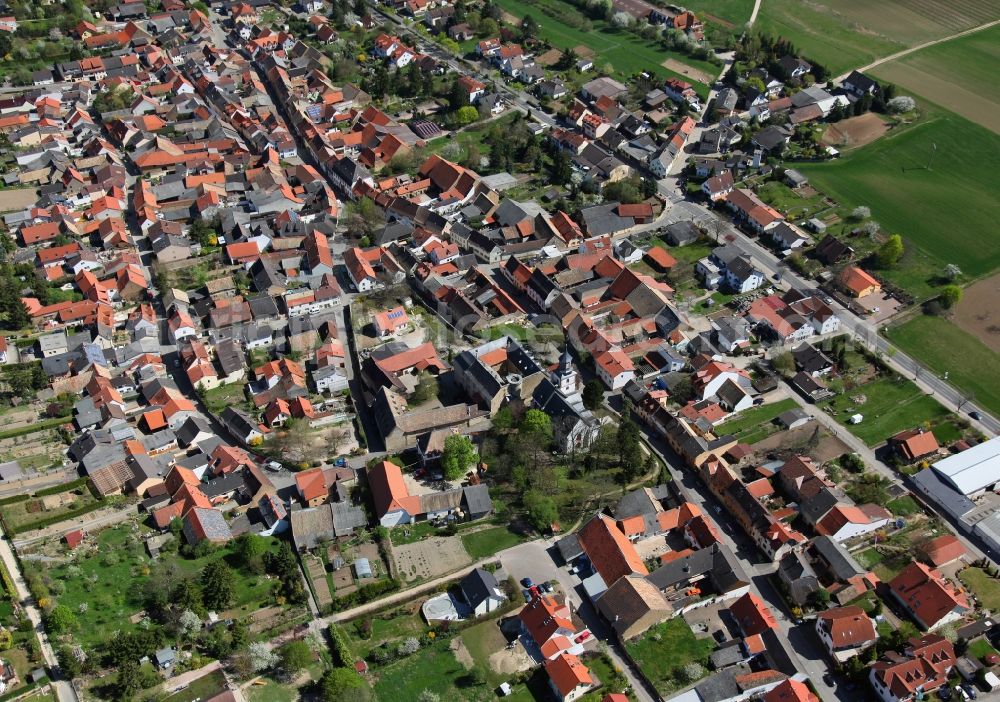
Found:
[819,376,954,447]
[795,103,1000,297]
[887,314,1000,419]
[872,24,1000,135]
[492,0,715,94]
[754,0,1000,76]
[681,0,755,27]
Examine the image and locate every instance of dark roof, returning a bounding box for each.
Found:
[808,536,866,581]
[460,567,501,607]
[556,533,584,562]
[462,484,493,515]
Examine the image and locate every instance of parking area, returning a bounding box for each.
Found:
[500,541,582,608]
[855,292,903,324]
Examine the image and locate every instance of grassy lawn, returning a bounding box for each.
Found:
[854,548,884,570]
[462,617,508,669]
[886,496,921,517]
[461,526,525,559]
[887,314,1000,419]
[625,618,714,694]
[426,113,517,162]
[371,638,494,702]
[162,669,228,702]
[959,567,1000,610]
[820,376,952,446]
[795,104,1000,298]
[201,382,250,414]
[968,637,1000,662]
[714,398,798,444]
[46,525,285,648]
[754,0,999,77]
[245,679,298,702]
[493,0,715,93]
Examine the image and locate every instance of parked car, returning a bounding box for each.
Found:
[962,684,978,699]
[970,411,982,421]
[713,630,727,643]
[520,578,533,588]
[939,686,952,701]
[521,589,531,602]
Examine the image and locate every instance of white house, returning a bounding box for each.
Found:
[459,568,507,617]
[594,348,635,390]
[815,606,878,663]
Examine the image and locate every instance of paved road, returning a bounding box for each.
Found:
[651,189,1000,437]
[833,19,1000,81]
[0,528,78,702]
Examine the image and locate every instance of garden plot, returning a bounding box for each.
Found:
[392,536,471,581]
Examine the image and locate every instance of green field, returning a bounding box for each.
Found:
[755,0,1000,77]
[714,398,798,444]
[887,314,1000,419]
[493,0,715,94]
[44,525,286,648]
[820,376,953,446]
[625,618,714,694]
[795,105,1000,294]
[461,526,525,559]
[681,0,754,27]
[872,24,1000,135]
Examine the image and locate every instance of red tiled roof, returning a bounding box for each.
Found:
[817,605,877,648]
[923,534,967,567]
[889,562,969,628]
[545,653,592,697]
[578,514,648,586]
[729,592,778,636]
[368,460,421,519]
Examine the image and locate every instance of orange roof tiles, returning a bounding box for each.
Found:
[578,514,648,586]
[729,592,778,636]
[369,460,421,519]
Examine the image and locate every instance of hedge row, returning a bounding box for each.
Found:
[0,494,30,507]
[33,477,89,498]
[0,416,70,441]
[328,624,354,668]
[328,578,400,613]
[5,499,105,536]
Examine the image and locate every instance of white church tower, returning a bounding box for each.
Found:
[552,347,577,396]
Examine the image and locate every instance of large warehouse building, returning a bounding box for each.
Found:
[931,437,1000,497]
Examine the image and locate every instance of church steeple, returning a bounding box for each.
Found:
[553,347,577,396]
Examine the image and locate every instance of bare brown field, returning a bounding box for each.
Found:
[661,58,715,85]
[0,188,38,212]
[875,62,1000,135]
[535,48,562,66]
[822,113,890,149]
[952,271,1000,353]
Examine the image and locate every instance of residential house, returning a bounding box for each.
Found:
[889,562,970,630]
[839,266,880,298]
[815,606,878,663]
[869,634,955,702]
[545,653,593,702]
[459,567,507,617]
